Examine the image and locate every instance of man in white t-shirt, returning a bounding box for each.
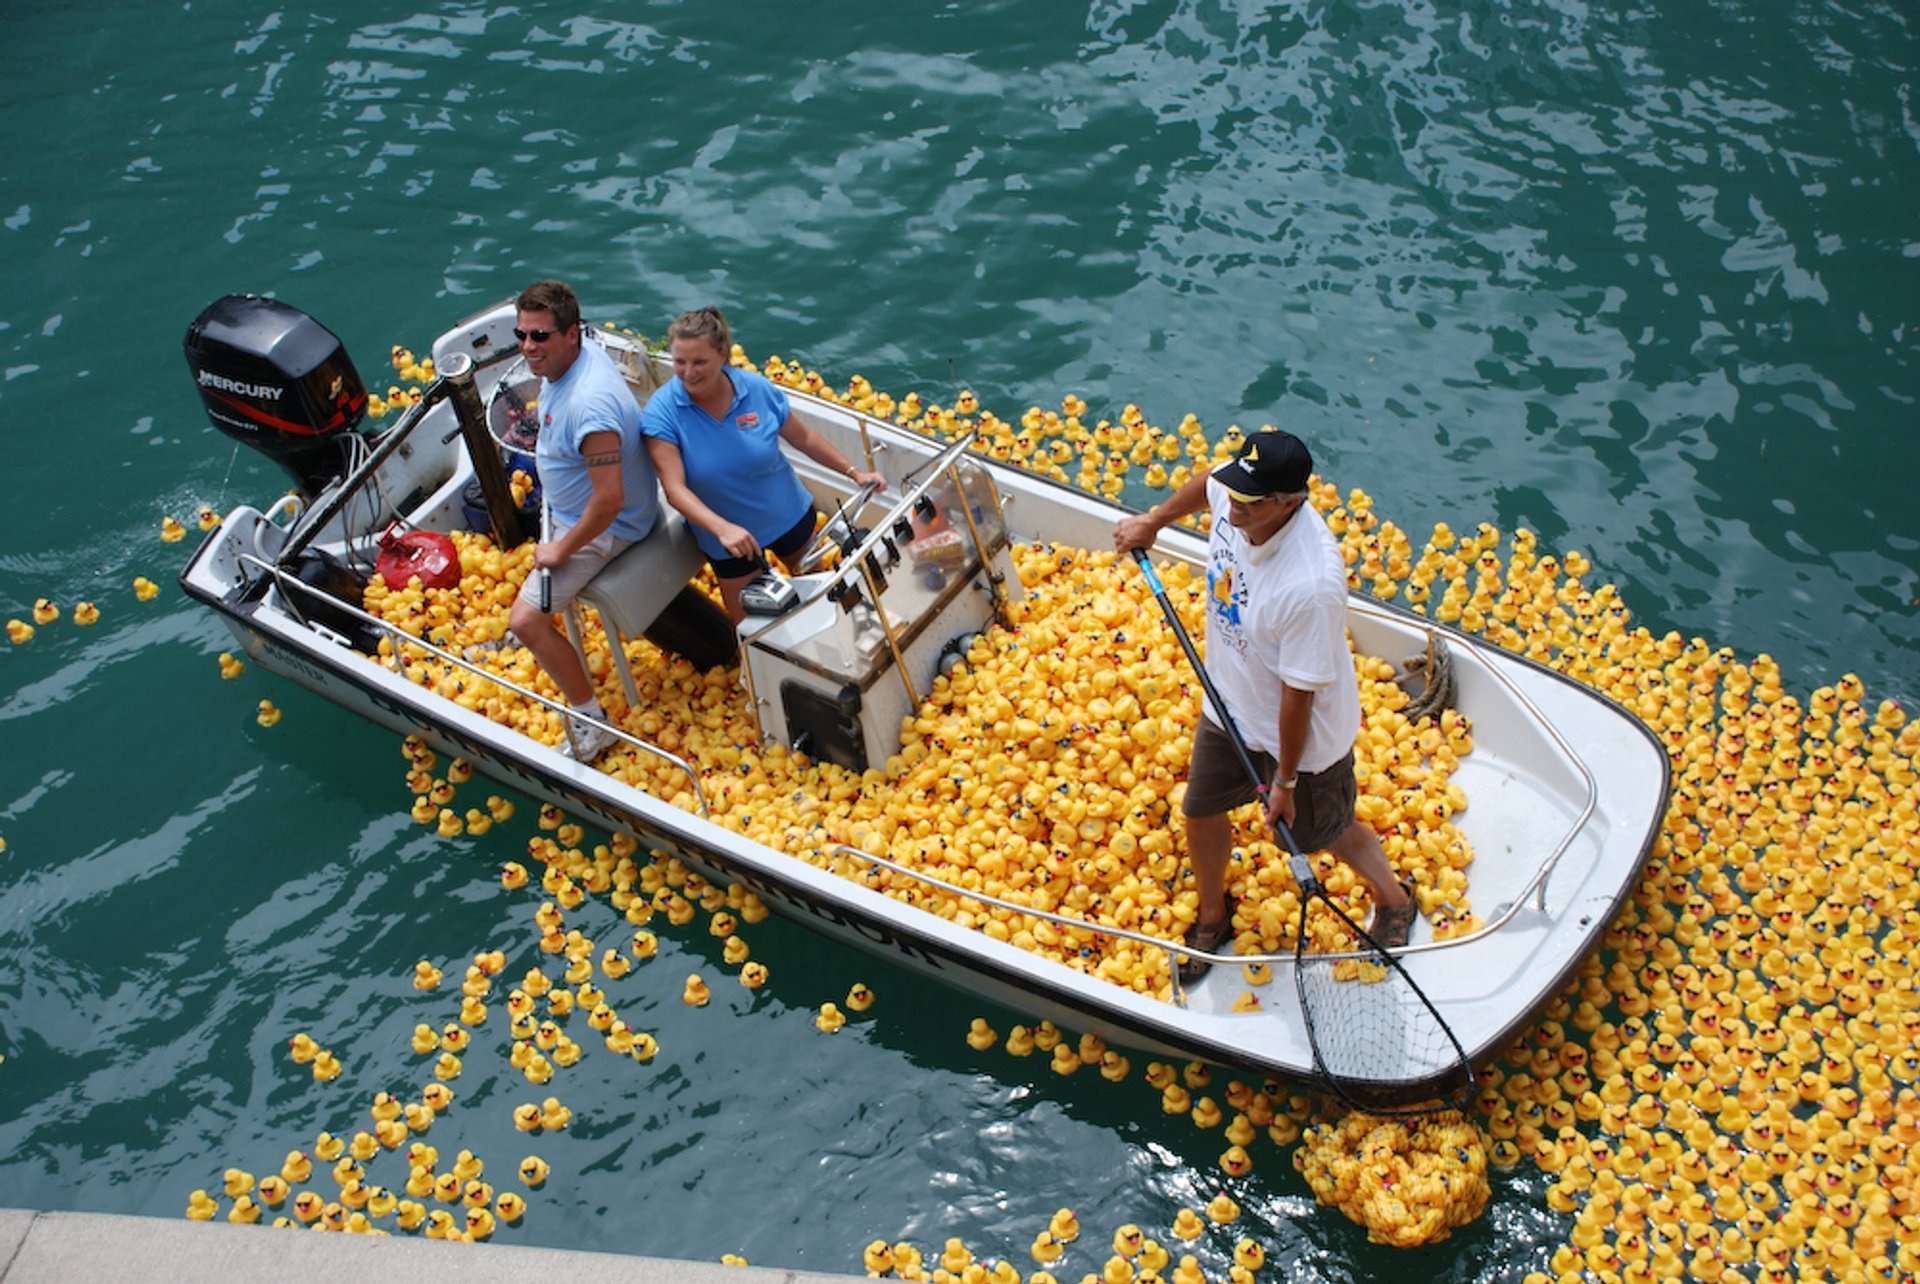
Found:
[1115,429,1415,980]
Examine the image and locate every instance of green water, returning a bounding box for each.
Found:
[1,0,1914,1276]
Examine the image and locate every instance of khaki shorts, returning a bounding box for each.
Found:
[515,522,636,614]
[1180,717,1357,853]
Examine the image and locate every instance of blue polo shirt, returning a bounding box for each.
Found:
[535,340,659,541]
[641,366,813,561]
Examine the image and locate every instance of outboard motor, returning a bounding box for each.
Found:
[184,294,368,496]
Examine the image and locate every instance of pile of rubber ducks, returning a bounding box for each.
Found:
[364,537,1482,1002]
[1293,1110,1489,1248]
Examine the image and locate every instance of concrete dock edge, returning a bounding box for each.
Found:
[0,1208,870,1284]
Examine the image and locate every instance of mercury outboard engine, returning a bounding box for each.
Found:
[183,294,368,496]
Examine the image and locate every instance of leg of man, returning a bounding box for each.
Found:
[509,595,595,706]
[1184,811,1234,929]
[1326,820,1409,912]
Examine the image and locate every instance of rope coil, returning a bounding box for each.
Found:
[1396,632,1456,723]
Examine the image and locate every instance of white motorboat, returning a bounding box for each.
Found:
[179,295,1669,1106]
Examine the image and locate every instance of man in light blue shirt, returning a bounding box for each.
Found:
[506,279,660,761]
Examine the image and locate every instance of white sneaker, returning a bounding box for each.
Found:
[558,717,619,763]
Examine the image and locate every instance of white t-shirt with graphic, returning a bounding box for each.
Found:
[1200,476,1359,774]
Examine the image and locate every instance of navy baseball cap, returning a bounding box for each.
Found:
[1212,429,1313,502]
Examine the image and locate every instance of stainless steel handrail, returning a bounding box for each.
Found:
[233,548,710,815]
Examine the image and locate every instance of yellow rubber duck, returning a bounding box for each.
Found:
[290,1191,323,1224]
[1113,1224,1145,1258]
[1050,1044,1080,1075]
[846,982,876,1012]
[487,796,515,822]
[133,577,159,602]
[739,962,768,989]
[1100,1051,1131,1082]
[185,1190,218,1221]
[496,1191,526,1224]
[160,516,186,542]
[518,1155,549,1187]
[348,1130,379,1162]
[1030,1231,1065,1264]
[816,1002,847,1033]
[311,1050,341,1081]
[539,1097,571,1131]
[1207,1193,1240,1224]
[1048,1208,1080,1242]
[513,1104,542,1132]
[940,1237,973,1273]
[1190,1096,1223,1129]
[1171,1256,1206,1284]
[255,700,281,727]
[5,619,32,645]
[287,1031,320,1064]
[682,974,710,1007]
[864,1241,895,1273]
[1232,1239,1265,1271]
[278,1150,311,1185]
[1170,1208,1205,1241]
[227,1195,260,1225]
[434,1052,462,1081]
[196,506,221,531]
[632,930,659,960]
[465,1207,495,1240]
[395,1200,427,1231]
[72,602,99,626]
[435,809,463,838]
[421,1083,452,1114]
[966,1018,998,1051]
[1101,1255,1136,1284]
[32,599,58,625]
[412,960,442,991]
[631,1032,659,1062]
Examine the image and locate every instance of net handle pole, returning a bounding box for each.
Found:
[1129,549,1315,887]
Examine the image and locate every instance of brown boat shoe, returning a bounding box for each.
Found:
[1176,899,1236,985]
[1372,879,1418,950]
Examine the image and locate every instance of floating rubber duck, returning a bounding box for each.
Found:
[739,962,768,989]
[133,577,159,602]
[216,651,245,680]
[845,982,876,1012]
[631,1032,659,1062]
[864,1241,895,1273]
[940,1238,974,1273]
[5,619,32,644]
[290,1191,323,1224]
[71,601,99,626]
[1170,1208,1205,1241]
[465,1206,495,1240]
[966,1018,998,1051]
[349,1130,380,1162]
[197,506,221,531]
[816,1002,847,1033]
[1232,1239,1265,1271]
[412,960,442,991]
[1048,1208,1080,1242]
[495,1191,525,1224]
[512,1103,543,1133]
[32,599,58,625]
[487,796,515,823]
[1220,1145,1253,1177]
[539,1097,571,1131]
[311,1049,341,1081]
[287,1032,320,1064]
[160,516,186,542]
[1050,1044,1080,1075]
[434,1052,462,1081]
[1206,1193,1240,1225]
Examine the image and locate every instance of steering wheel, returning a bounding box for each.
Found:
[790,478,882,574]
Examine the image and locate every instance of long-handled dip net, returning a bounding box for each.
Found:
[1132,550,1475,1115]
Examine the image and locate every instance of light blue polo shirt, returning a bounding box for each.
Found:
[641,366,813,561]
[535,339,660,541]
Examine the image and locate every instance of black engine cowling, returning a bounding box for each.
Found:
[184,294,368,496]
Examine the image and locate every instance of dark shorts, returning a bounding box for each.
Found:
[709,507,819,579]
[1181,717,1358,853]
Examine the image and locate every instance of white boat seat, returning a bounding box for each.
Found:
[564,515,708,711]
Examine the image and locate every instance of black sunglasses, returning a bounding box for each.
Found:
[513,327,559,343]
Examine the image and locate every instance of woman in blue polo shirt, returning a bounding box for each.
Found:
[642,306,886,622]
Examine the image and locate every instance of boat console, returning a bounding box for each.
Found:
[739,433,1022,773]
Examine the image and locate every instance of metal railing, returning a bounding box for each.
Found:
[234,549,710,815]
